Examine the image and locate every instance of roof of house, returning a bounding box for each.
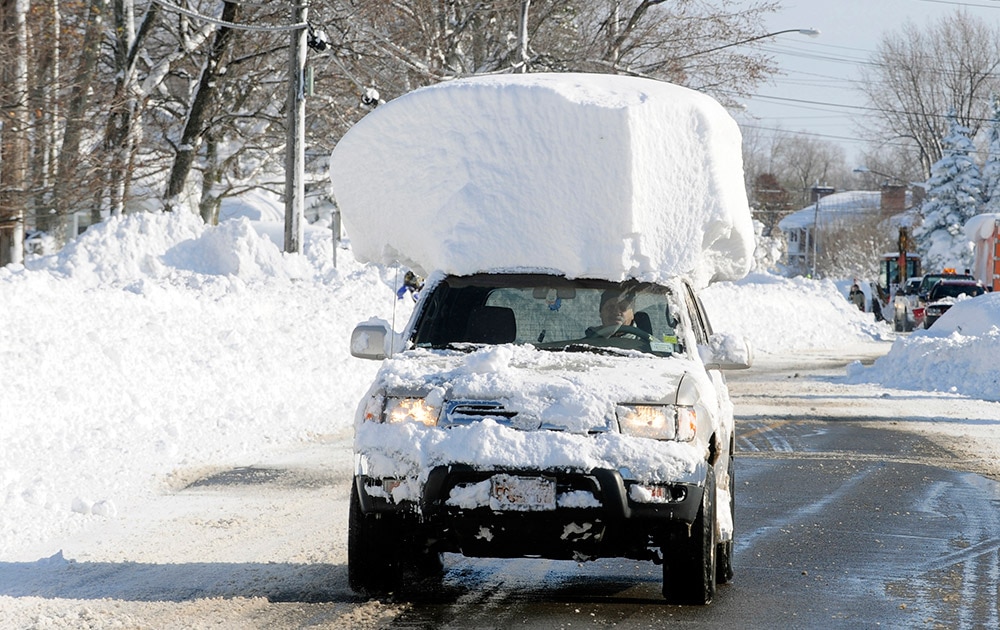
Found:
[777,190,915,231]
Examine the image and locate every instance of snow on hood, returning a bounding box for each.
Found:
[329,73,753,288]
[354,344,714,484]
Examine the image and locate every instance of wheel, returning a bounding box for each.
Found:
[715,448,735,585]
[348,486,402,596]
[348,485,443,597]
[663,464,717,605]
[588,324,654,340]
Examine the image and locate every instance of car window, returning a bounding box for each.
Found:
[683,284,710,345]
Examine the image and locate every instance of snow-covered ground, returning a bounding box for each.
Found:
[3,211,999,568]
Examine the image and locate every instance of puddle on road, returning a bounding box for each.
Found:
[183,466,343,490]
[187,466,290,488]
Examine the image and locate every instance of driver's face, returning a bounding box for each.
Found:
[600,297,634,326]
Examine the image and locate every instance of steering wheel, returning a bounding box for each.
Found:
[589,325,654,340]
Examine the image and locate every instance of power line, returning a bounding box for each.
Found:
[151,0,306,32]
[740,91,998,124]
[918,0,1000,8]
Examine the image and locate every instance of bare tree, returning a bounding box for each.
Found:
[771,133,848,206]
[858,10,1000,178]
[0,0,29,266]
[55,0,109,241]
[3,0,786,252]
[818,212,895,280]
[326,1,780,105]
[751,173,791,236]
[164,1,240,214]
[580,0,781,101]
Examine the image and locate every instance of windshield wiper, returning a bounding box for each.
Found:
[557,343,636,357]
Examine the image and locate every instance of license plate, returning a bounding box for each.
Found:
[489,474,556,511]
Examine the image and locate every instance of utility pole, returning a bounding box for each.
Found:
[284,2,307,254]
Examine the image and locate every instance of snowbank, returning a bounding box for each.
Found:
[701,273,892,353]
[848,292,1000,401]
[329,73,753,287]
[0,211,412,558]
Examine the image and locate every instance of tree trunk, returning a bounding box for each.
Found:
[165,1,240,211]
[0,0,29,266]
[101,0,161,217]
[198,134,222,225]
[55,0,105,243]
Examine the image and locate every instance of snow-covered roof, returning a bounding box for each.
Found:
[778,191,889,231]
[329,73,753,288]
[777,189,921,234]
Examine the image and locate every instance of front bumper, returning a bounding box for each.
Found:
[355,465,706,561]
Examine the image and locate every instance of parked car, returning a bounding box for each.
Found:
[917,272,975,302]
[922,279,986,328]
[348,272,751,604]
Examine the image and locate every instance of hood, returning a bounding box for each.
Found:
[372,344,701,433]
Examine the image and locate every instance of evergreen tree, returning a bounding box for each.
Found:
[914,111,982,272]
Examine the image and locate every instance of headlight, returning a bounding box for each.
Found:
[384,397,440,426]
[616,404,696,441]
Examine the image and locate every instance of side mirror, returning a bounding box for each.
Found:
[350,322,390,360]
[699,332,752,370]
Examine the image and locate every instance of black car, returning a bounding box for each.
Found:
[917,273,975,302]
[922,280,986,328]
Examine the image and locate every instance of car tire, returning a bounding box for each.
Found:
[348,486,404,596]
[348,485,443,597]
[715,450,735,585]
[662,464,717,605]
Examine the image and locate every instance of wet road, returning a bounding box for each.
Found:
[376,354,1000,629]
[381,421,1000,629]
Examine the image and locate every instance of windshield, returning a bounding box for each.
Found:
[411,274,684,357]
[929,283,984,300]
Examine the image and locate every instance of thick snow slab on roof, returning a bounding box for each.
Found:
[329,73,753,287]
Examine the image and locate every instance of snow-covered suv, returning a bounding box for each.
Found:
[348,271,750,604]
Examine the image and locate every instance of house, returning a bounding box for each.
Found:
[778,185,914,276]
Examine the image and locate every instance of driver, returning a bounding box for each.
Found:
[599,289,635,327]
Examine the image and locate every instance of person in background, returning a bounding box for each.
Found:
[849,282,865,311]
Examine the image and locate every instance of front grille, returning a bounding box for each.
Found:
[441,400,519,427]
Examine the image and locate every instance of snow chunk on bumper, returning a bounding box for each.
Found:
[330,73,752,288]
